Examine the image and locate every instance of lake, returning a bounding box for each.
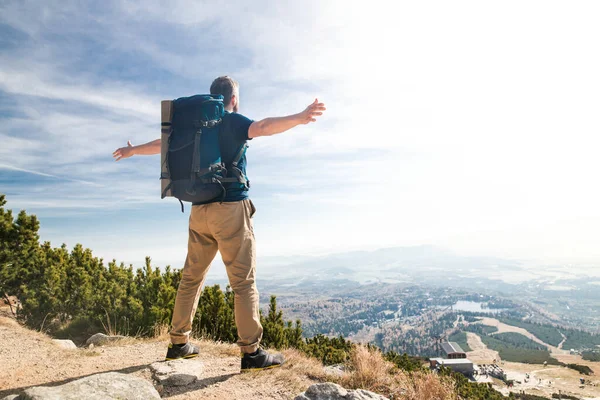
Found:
[451,300,506,314]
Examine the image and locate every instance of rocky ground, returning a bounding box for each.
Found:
[0,313,323,399]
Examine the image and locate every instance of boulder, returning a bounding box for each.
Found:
[18,372,160,399]
[1,395,20,400]
[52,339,77,349]
[150,359,204,386]
[323,363,345,376]
[295,382,389,400]
[85,333,126,347]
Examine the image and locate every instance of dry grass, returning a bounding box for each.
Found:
[397,371,456,400]
[338,345,397,393]
[280,348,328,382]
[196,338,241,357]
[333,345,456,400]
[139,328,241,358]
[236,347,328,395]
[152,323,170,340]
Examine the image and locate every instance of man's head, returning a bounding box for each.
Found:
[210,76,239,112]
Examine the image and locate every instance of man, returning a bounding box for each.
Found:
[113,76,325,371]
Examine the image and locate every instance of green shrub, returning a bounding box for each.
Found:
[552,394,580,400]
[566,364,594,375]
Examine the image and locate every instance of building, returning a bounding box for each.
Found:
[430,358,474,376]
[430,341,474,377]
[441,341,467,359]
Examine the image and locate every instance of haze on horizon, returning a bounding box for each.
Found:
[1,1,599,269]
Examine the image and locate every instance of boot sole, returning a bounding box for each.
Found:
[240,362,284,373]
[165,353,199,361]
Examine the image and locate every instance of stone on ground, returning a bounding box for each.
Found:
[323,363,345,376]
[17,372,160,399]
[150,359,204,386]
[85,333,126,346]
[52,339,77,349]
[295,382,389,400]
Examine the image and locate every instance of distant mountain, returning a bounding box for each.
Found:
[257,245,523,286]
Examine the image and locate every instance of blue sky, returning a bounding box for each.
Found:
[1,1,600,272]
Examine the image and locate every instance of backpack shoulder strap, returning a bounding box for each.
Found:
[220,143,249,188]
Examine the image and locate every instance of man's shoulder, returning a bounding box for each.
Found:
[223,112,253,124]
[222,112,253,141]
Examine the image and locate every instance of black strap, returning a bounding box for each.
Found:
[224,143,249,189]
[179,199,184,213]
[161,181,172,199]
[186,127,203,196]
[229,166,248,188]
[161,122,172,134]
[217,180,227,204]
[168,140,194,152]
[232,143,248,167]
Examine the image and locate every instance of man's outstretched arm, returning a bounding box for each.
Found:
[113,139,161,161]
[248,99,326,139]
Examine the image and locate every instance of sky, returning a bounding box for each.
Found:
[1,1,599,272]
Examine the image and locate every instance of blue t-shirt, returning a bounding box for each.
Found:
[193,111,253,204]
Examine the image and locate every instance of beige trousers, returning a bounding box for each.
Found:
[169,199,262,353]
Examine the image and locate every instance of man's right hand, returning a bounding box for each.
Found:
[298,99,326,125]
[113,140,135,161]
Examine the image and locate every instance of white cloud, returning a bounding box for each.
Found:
[1,0,599,265]
[0,67,158,118]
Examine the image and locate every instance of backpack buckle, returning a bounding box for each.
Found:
[197,118,222,128]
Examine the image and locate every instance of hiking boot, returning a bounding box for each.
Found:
[165,342,199,361]
[241,348,285,372]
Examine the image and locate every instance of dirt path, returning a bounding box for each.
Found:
[465,332,500,364]
[0,316,318,399]
[558,331,567,350]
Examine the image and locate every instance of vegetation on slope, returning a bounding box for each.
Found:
[0,194,557,399]
[498,318,563,347]
[582,350,600,362]
[479,334,561,365]
[499,317,600,351]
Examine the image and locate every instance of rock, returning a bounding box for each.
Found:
[85,333,126,346]
[1,295,19,306]
[295,382,389,400]
[348,389,390,400]
[150,359,204,386]
[323,363,345,376]
[1,395,20,400]
[52,339,77,349]
[18,372,160,399]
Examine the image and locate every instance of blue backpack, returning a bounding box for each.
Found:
[160,94,249,210]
